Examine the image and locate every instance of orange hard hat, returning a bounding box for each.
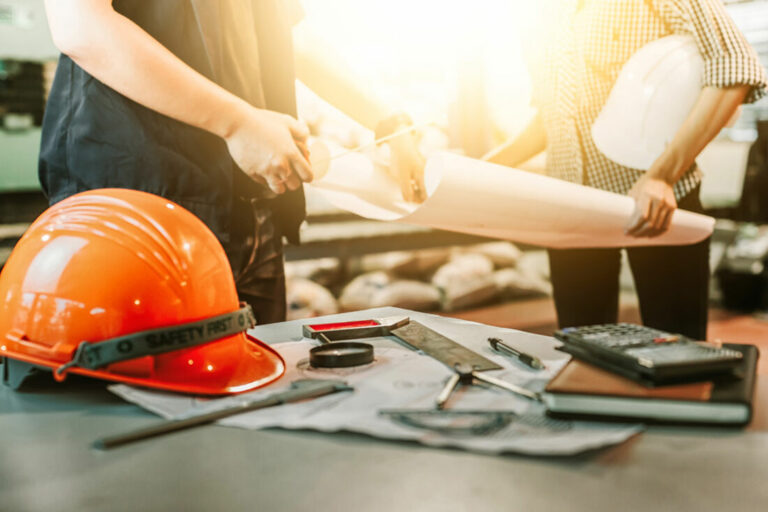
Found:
[0,189,285,394]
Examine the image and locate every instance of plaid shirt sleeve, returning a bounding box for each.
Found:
[654,0,768,103]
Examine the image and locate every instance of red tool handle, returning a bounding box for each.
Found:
[305,320,381,333]
[302,317,409,341]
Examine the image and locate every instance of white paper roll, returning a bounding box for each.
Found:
[309,152,714,248]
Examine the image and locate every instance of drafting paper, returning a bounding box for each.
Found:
[110,311,641,456]
[308,151,715,249]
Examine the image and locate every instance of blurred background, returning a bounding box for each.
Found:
[3,0,768,352]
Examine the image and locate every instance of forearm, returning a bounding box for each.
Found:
[45,0,250,139]
[648,85,750,184]
[483,112,546,167]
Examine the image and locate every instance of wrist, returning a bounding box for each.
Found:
[647,146,688,186]
[211,96,253,140]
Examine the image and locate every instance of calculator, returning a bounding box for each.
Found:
[554,323,744,384]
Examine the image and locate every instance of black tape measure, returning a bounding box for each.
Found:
[309,339,374,368]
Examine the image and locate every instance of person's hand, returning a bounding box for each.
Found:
[625,174,677,237]
[386,131,427,203]
[224,106,313,195]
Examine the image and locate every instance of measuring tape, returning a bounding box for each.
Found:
[309,341,374,368]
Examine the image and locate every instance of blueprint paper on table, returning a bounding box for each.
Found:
[307,151,714,249]
[110,314,642,456]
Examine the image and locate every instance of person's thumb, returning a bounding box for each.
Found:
[287,117,309,142]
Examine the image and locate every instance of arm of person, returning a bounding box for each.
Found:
[627,0,768,237]
[625,85,749,237]
[293,28,426,202]
[44,0,311,195]
[482,112,546,167]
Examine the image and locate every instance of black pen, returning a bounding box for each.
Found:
[488,337,545,370]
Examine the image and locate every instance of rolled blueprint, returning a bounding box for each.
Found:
[308,151,714,249]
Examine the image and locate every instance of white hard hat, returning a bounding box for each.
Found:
[592,35,703,170]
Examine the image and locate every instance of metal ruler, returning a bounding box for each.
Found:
[390,321,501,372]
[304,317,501,372]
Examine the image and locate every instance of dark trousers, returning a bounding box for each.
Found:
[547,190,710,340]
[224,196,286,325]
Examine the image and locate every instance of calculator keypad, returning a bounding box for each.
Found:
[558,323,742,369]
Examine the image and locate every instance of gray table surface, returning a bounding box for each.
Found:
[2,307,767,512]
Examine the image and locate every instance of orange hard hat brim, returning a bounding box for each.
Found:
[1,334,285,395]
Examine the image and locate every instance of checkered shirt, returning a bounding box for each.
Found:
[528,0,768,200]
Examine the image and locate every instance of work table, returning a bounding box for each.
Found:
[1,307,766,512]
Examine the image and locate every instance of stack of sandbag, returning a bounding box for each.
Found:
[358,247,451,280]
[286,277,339,321]
[448,243,552,301]
[288,241,552,316]
[340,243,552,313]
[492,267,552,299]
[339,271,442,312]
[454,241,523,269]
[431,253,499,311]
[492,249,552,299]
[515,250,551,281]
[285,257,343,289]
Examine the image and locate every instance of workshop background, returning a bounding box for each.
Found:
[2,0,768,367]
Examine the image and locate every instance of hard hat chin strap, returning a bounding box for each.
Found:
[55,303,256,378]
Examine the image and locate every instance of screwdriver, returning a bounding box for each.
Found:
[488,337,545,370]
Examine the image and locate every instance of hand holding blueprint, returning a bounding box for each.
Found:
[308,150,714,248]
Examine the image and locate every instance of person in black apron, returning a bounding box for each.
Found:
[40,0,423,324]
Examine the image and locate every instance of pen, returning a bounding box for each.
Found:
[487,337,545,370]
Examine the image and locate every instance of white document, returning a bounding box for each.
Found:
[110,314,642,456]
[308,151,714,248]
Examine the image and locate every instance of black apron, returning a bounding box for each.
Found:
[38,0,306,245]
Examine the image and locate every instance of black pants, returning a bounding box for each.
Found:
[224,196,286,325]
[547,189,710,340]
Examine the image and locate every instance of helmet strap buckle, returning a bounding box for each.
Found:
[241,302,257,329]
[54,341,90,381]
